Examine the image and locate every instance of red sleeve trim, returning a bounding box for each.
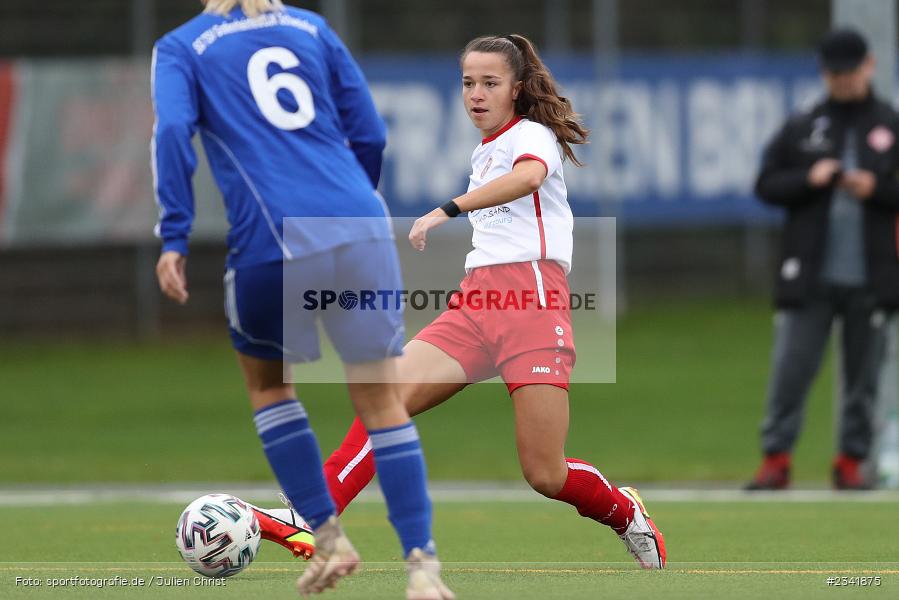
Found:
[514,153,548,177]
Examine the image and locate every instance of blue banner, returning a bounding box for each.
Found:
[363,53,826,226]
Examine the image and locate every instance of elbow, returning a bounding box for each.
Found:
[154,119,193,144]
[524,174,544,194]
[351,133,386,156]
[350,118,387,152]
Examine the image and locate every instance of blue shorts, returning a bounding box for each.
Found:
[224,239,405,363]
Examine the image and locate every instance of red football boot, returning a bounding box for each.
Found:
[832,454,872,490]
[249,497,316,559]
[745,452,791,490]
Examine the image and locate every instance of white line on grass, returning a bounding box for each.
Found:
[0,483,898,507]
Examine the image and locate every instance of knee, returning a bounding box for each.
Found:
[520,462,566,498]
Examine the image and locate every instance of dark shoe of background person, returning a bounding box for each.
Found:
[832,454,873,490]
[745,452,791,490]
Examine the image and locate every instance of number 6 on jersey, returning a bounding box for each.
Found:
[247,46,315,130]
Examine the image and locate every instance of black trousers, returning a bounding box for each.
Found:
[760,286,890,459]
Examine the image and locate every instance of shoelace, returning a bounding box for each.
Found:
[622,530,655,554]
[277,492,300,527]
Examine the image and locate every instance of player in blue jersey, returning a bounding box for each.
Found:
[151,2,453,598]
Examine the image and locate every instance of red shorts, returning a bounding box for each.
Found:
[414,260,576,394]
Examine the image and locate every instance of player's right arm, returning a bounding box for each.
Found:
[151,36,199,304]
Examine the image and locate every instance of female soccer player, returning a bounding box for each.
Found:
[314,33,667,569]
[152,1,453,597]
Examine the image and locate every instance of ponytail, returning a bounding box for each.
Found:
[462,34,589,166]
[202,0,284,18]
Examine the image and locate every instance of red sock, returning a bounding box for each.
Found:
[322,417,376,514]
[552,458,636,535]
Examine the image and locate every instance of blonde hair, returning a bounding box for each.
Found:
[202,0,284,18]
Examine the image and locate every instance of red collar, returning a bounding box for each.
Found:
[481,115,523,145]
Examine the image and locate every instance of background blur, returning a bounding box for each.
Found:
[0,0,834,335]
[0,0,896,487]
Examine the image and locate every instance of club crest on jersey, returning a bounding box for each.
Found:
[480,155,494,179]
[867,125,895,153]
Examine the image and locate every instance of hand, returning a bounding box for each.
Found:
[409,208,451,251]
[807,158,843,188]
[156,251,189,304]
[838,169,876,200]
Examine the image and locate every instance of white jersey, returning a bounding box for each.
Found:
[464,117,574,274]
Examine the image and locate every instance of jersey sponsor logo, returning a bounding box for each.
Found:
[473,205,513,229]
[531,366,551,374]
[472,205,510,222]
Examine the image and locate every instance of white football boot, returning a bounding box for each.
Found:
[618,487,667,569]
[296,516,360,596]
[406,548,455,600]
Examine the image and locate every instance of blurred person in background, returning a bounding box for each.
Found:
[748,28,899,491]
[151,1,453,597]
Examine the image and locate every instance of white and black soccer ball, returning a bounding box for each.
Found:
[175,493,261,578]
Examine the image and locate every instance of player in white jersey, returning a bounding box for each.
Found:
[319,34,667,570]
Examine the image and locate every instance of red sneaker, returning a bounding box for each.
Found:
[249,501,316,559]
[745,452,791,490]
[833,454,872,490]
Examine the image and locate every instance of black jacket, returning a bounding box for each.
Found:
[755,92,899,308]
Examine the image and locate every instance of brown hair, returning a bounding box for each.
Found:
[462,34,589,166]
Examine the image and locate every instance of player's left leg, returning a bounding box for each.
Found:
[511,384,666,569]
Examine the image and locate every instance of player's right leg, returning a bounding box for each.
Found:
[340,359,454,600]
[316,239,454,599]
[323,339,468,513]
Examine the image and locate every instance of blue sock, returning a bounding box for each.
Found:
[369,422,434,557]
[254,399,335,529]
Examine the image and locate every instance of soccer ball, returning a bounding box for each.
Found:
[175,493,261,578]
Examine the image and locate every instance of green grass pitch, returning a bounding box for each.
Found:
[2,500,897,599]
[1,299,895,598]
[0,300,841,484]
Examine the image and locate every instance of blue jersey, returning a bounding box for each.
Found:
[151,6,391,268]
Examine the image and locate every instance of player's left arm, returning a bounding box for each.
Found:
[321,22,387,188]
